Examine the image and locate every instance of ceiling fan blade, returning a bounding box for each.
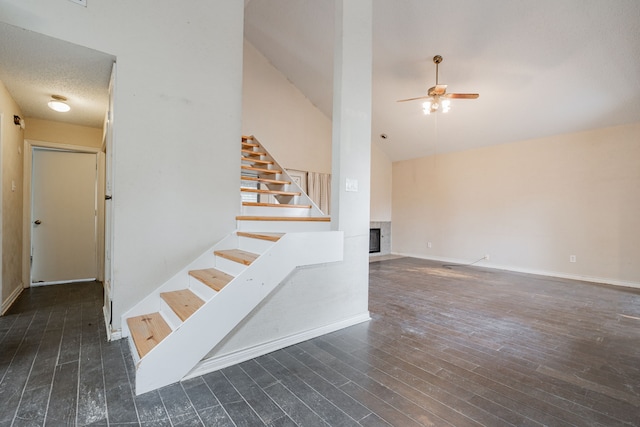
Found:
[428,84,447,96]
[444,93,479,99]
[397,95,432,102]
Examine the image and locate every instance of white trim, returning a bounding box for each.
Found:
[393,252,640,290]
[30,278,96,287]
[104,318,122,342]
[1,285,23,315]
[183,311,371,381]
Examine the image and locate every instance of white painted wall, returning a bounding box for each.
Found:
[0,80,24,312]
[392,123,640,287]
[0,1,245,328]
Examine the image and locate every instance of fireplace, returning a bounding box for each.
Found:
[369,221,391,256]
[369,228,381,253]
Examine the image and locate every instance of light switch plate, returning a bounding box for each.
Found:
[345,178,358,192]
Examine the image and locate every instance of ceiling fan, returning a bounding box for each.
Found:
[398,55,479,114]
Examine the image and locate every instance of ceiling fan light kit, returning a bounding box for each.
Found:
[398,55,479,114]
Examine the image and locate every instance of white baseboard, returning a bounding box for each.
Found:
[392,252,640,290]
[183,312,371,381]
[1,285,24,315]
[31,278,96,287]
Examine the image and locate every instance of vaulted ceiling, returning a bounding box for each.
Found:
[245,0,640,161]
[2,1,639,162]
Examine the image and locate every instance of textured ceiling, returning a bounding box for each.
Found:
[0,22,114,129]
[245,0,640,161]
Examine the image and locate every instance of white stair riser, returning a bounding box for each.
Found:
[215,256,250,277]
[238,220,331,233]
[237,236,276,253]
[241,206,312,216]
[273,194,296,204]
[188,276,218,300]
[159,301,181,330]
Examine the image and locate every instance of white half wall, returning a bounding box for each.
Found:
[0,1,245,329]
[392,123,640,287]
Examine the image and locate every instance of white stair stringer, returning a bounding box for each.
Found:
[127,230,343,395]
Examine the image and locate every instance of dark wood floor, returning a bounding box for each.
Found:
[1,257,639,426]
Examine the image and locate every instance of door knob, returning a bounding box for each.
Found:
[34,220,42,225]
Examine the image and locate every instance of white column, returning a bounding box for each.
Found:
[331,0,372,236]
[331,0,372,301]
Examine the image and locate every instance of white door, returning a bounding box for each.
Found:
[31,149,98,284]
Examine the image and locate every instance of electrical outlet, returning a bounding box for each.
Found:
[484,254,490,261]
[427,242,432,248]
[570,255,577,263]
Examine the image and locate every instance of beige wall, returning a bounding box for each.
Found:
[242,41,332,174]
[392,122,640,287]
[371,141,392,221]
[25,118,102,148]
[0,80,24,311]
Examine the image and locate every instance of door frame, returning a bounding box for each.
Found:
[22,140,103,289]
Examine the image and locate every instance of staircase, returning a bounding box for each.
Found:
[122,136,343,395]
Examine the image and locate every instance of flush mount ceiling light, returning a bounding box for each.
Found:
[48,95,71,112]
[397,55,479,115]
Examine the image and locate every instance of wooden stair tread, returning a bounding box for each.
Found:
[241,157,274,165]
[160,289,204,322]
[240,188,301,196]
[214,248,259,265]
[237,231,284,242]
[241,165,281,175]
[127,312,172,358]
[189,268,234,292]
[241,149,266,157]
[242,141,259,148]
[237,215,331,222]
[241,175,291,185]
[243,202,311,209]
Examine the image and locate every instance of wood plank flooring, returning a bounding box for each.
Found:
[1,258,639,426]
